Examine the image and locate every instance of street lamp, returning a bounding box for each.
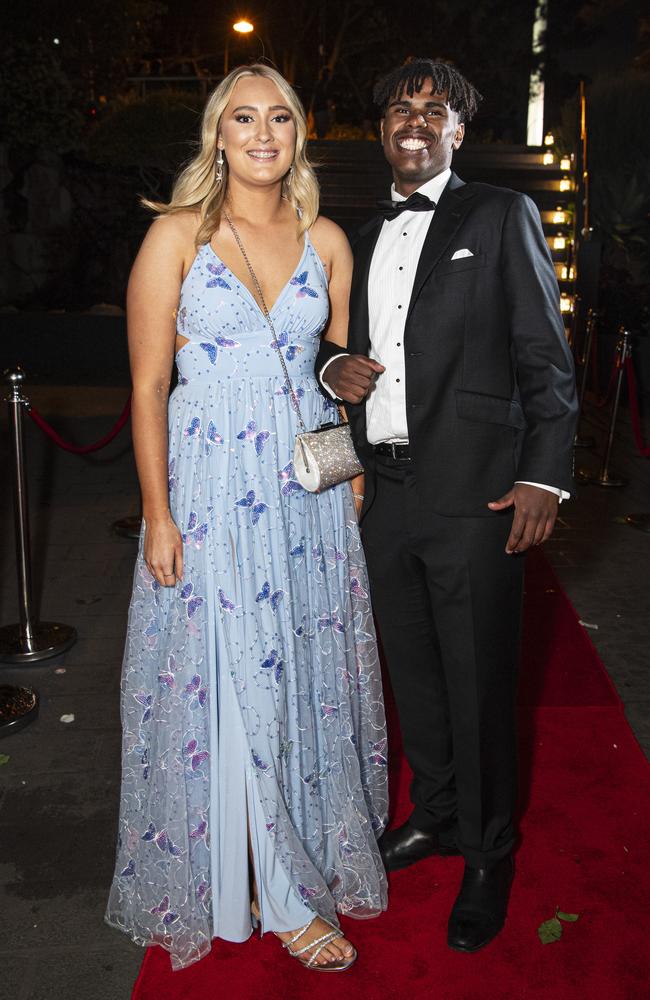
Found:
[224,19,255,74]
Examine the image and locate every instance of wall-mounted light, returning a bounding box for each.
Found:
[559,176,572,192]
[233,19,254,32]
[561,265,576,281]
[553,234,566,250]
[560,156,571,171]
[543,150,554,165]
[544,132,554,146]
[560,294,574,313]
[553,210,567,224]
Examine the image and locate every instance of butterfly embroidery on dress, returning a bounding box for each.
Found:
[184,416,201,438]
[134,691,153,724]
[168,458,177,493]
[277,462,304,497]
[270,329,303,362]
[350,576,368,599]
[275,384,305,399]
[251,749,271,772]
[234,490,269,525]
[255,581,284,613]
[290,271,319,299]
[150,895,180,925]
[141,822,183,857]
[205,420,224,453]
[260,648,284,683]
[190,820,208,842]
[180,582,204,619]
[316,612,345,634]
[183,738,210,772]
[120,859,136,878]
[206,261,231,289]
[368,738,388,766]
[237,420,271,456]
[182,511,208,549]
[184,673,208,708]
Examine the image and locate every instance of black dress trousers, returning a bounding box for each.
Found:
[361,456,525,868]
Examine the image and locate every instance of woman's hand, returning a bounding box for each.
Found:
[143,514,184,587]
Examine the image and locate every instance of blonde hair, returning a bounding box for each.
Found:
[143,64,319,243]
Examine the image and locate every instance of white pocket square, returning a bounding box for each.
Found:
[451,248,474,260]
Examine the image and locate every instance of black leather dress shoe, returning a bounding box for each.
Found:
[447,855,514,952]
[379,821,460,872]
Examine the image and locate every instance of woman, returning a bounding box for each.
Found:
[105,64,388,972]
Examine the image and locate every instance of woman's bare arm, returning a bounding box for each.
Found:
[127,214,193,586]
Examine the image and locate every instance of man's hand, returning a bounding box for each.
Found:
[325,355,385,404]
[488,484,559,554]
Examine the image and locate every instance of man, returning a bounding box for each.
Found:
[316,59,577,952]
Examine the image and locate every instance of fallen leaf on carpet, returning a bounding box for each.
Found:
[54,668,66,675]
[538,917,563,944]
[578,620,599,629]
[557,910,580,923]
[60,714,75,724]
[0,754,10,766]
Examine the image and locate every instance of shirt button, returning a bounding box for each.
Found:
[396,378,401,383]
[402,232,407,237]
[398,266,404,271]
[396,342,401,347]
[397,304,402,309]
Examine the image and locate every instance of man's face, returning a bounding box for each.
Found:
[380,82,464,195]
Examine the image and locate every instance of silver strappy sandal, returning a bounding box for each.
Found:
[251,903,357,971]
[282,918,357,971]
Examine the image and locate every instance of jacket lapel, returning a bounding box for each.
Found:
[349,217,383,354]
[406,173,474,321]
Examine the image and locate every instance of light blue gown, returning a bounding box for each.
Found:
[106,232,389,970]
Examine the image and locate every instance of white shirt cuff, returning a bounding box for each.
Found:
[319,354,348,400]
[515,481,570,502]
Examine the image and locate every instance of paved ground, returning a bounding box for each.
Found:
[0,386,648,1000]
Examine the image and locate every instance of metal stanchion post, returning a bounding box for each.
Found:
[577,328,630,488]
[112,513,142,539]
[0,368,77,665]
[573,307,597,449]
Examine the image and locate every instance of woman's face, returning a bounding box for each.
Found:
[218,75,297,189]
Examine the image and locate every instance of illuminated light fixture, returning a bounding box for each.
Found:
[543,150,554,165]
[560,156,571,170]
[53,37,60,44]
[561,266,576,281]
[559,176,572,191]
[544,132,554,146]
[552,210,567,224]
[233,19,254,32]
[553,234,566,250]
[560,294,574,313]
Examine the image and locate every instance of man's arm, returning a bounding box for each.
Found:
[488,194,578,553]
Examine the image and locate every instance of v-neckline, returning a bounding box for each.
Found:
[206,235,309,320]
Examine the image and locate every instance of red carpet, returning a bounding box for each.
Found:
[131,551,650,1000]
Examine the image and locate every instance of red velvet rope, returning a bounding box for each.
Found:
[624,357,650,458]
[27,394,132,454]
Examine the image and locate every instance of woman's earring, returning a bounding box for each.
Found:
[286,165,294,187]
[216,148,224,184]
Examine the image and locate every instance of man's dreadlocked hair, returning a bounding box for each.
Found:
[373,59,482,124]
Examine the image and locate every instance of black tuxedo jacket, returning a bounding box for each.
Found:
[315,172,578,517]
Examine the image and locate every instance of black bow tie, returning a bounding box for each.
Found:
[376,191,437,221]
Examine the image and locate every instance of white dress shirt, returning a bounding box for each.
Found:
[321,171,568,500]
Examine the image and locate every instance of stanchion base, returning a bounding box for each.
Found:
[573,434,596,449]
[0,622,77,664]
[576,469,627,488]
[0,685,39,737]
[112,515,142,539]
[624,513,650,533]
